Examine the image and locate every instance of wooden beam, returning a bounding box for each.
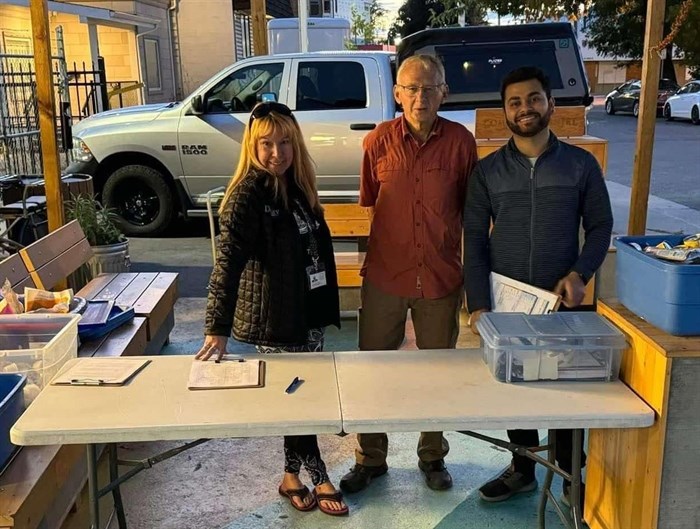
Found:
[251,0,268,56]
[29,0,65,233]
[628,0,666,235]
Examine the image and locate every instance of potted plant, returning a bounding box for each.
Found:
[66,194,131,279]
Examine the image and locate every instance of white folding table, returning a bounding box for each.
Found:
[334,349,655,529]
[11,350,654,529]
[11,354,342,529]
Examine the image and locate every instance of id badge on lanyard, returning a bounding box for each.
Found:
[307,260,327,290]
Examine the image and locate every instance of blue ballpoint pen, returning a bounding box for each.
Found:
[284,377,302,394]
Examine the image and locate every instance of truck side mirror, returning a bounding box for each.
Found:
[190,95,204,115]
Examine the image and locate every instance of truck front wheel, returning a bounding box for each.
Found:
[103,165,175,236]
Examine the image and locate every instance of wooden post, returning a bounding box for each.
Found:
[251,0,268,56]
[29,0,65,232]
[628,0,666,235]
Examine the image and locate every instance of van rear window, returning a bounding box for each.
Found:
[437,42,564,96]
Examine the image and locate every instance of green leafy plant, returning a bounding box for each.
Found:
[65,193,125,246]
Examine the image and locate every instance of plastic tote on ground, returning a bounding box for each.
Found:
[614,235,700,336]
[0,373,25,470]
[476,312,626,382]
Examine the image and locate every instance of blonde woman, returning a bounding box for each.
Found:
[196,102,347,516]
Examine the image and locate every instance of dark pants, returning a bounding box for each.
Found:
[508,429,586,482]
[283,435,330,486]
[355,279,461,466]
[257,330,330,486]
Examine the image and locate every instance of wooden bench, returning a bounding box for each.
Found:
[324,204,370,290]
[0,219,178,529]
[325,107,607,306]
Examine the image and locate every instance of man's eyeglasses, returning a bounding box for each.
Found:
[397,84,445,97]
[248,102,293,126]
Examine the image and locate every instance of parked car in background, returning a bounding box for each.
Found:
[605,78,679,117]
[663,80,700,125]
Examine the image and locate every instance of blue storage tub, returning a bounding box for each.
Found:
[614,235,700,336]
[0,373,26,470]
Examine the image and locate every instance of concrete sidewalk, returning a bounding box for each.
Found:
[607,181,700,236]
[114,181,700,529]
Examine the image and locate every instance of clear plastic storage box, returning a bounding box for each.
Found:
[476,312,626,383]
[0,314,80,404]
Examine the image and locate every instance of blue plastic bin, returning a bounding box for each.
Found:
[0,373,26,470]
[614,235,700,336]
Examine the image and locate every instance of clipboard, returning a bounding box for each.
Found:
[51,358,151,386]
[188,359,266,390]
[490,272,561,314]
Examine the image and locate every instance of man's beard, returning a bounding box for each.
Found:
[506,108,553,138]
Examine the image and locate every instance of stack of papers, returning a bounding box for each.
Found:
[490,272,561,314]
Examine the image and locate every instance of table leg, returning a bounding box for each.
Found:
[538,429,556,529]
[109,443,128,529]
[569,429,584,529]
[87,444,99,529]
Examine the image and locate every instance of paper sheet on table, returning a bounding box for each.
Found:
[52,358,151,385]
[188,359,265,390]
[490,272,561,314]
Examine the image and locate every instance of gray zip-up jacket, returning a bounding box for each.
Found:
[464,132,613,312]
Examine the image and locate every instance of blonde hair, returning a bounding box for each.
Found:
[219,111,321,215]
[397,54,446,85]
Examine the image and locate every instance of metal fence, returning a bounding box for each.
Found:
[0,53,49,176]
[0,27,141,178]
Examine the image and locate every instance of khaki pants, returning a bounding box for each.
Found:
[355,279,462,467]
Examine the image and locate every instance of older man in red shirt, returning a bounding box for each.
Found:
[339,54,478,494]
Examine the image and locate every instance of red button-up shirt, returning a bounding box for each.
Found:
[359,116,478,299]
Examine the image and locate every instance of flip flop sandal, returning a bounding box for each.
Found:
[278,485,317,512]
[313,490,349,516]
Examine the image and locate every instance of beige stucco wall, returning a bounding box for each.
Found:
[176,0,235,96]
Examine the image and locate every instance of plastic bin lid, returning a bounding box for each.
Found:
[476,312,626,348]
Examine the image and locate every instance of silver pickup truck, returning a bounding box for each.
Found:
[67,22,591,236]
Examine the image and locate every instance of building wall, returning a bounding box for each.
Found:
[176,0,235,96]
[0,5,142,113]
[134,0,177,103]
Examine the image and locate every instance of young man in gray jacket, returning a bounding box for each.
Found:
[463,66,613,508]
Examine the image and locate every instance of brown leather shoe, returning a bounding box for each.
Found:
[339,463,388,493]
[418,459,453,491]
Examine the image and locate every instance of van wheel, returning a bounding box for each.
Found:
[103,165,175,236]
[633,100,640,118]
[692,106,700,125]
[605,99,615,115]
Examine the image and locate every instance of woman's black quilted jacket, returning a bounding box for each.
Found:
[205,170,340,347]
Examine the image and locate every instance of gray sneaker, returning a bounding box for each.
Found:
[479,467,537,502]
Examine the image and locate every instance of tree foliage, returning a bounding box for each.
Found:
[350,0,387,45]
[587,0,700,80]
[438,0,587,22]
[388,0,449,41]
[430,0,487,28]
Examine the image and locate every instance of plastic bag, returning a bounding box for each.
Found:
[23,287,73,313]
[0,279,23,314]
